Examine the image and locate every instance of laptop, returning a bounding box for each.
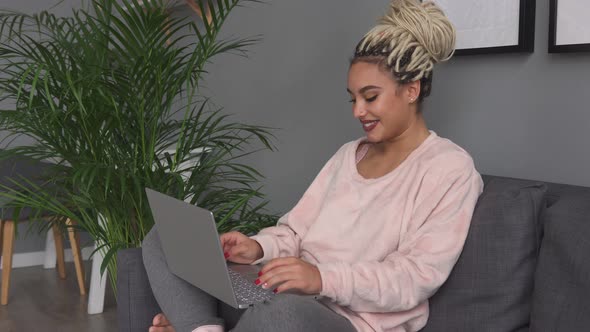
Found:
[145,188,274,309]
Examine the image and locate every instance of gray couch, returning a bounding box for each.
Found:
[117,175,590,331]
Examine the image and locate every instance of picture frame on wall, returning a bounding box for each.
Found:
[432,0,536,56]
[549,0,590,53]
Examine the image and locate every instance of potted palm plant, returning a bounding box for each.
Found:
[0,0,278,291]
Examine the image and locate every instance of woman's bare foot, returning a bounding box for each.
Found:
[149,313,175,332]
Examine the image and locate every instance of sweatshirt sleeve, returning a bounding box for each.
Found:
[317,155,483,312]
[250,146,344,264]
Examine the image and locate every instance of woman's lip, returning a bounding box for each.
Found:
[362,120,379,132]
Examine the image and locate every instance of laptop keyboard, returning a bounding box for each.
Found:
[228,268,274,305]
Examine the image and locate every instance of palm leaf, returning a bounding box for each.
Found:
[0,0,278,290]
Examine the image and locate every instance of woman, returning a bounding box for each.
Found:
[144,0,483,331]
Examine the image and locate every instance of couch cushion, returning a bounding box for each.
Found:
[530,184,590,332]
[421,177,547,332]
[0,157,55,221]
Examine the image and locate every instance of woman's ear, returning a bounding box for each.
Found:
[407,80,421,103]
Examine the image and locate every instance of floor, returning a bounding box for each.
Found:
[0,262,117,332]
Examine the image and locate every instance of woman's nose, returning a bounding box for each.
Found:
[353,104,366,118]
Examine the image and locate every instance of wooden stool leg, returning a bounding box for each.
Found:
[1,220,15,305]
[0,219,4,265]
[52,224,66,279]
[66,219,86,295]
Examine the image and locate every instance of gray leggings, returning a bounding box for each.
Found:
[142,229,357,332]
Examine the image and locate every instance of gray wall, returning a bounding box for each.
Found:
[205,0,590,217]
[3,0,590,253]
[424,0,590,188]
[203,0,391,213]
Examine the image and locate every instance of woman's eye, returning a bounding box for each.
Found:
[349,99,356,103]
[366,95,378,102]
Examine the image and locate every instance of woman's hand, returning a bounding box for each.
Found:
[220,231,263,264]
[256,257,322,295]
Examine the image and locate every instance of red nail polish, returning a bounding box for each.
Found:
[273,289,278,294]
[224,252,229,258]
[258,271,263,277]
[255,279,260,285]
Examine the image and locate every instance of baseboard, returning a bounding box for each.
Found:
[0,246,94,269]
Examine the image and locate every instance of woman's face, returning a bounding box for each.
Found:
[347,61,419,144]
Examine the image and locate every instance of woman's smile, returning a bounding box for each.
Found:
[361,120,379,132]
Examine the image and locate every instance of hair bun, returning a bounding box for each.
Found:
[356,0,456,82]
[381,0,456,63]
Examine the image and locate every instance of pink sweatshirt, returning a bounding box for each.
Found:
[251,131,483,332]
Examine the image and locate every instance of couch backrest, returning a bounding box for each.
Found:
[529,179,590,332]
[421,175,590,332]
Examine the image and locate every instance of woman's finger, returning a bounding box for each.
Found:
[228,244,251,262]
[274,279,302,294]
[220,232,238,246]
[228,244,245,256]
[258,266,297,290]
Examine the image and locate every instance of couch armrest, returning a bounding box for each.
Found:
[117,247,161,332]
